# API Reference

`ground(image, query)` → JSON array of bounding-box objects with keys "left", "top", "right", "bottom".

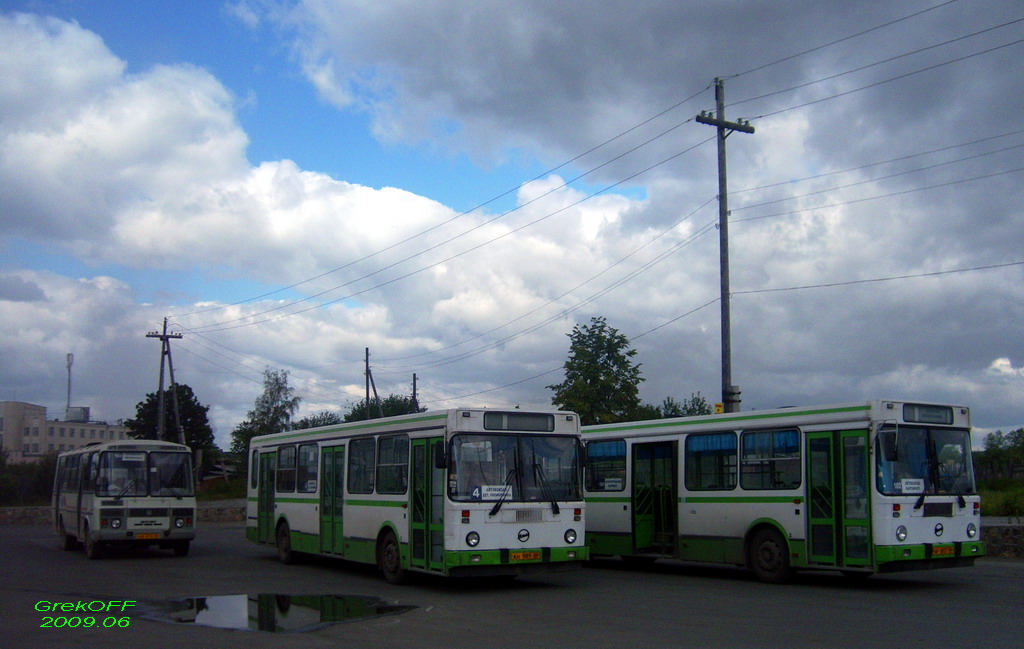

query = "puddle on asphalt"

[{"left": 137, "top": 594, "right": 415, "bottom": 633}]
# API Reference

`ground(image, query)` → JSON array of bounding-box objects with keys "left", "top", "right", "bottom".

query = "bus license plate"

[
  {"left": 510, "top": 551, "right": 541, "bottom": 561},
  {"left": 933, "top": 546, "right": 954, "bottom": 556},
  {"left": 136, "top": 533, "right": 161, "bottom": 540}
]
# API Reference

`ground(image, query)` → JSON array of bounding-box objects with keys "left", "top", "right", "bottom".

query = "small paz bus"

[
  {"left": 53, "top": 439, "right": 196, "bottom": 558},
  {"left": 246, "top": 408, "right": 587, "bottom": 583},
  {"left": 583, "top": 399, "right": 984, "bottom": 582}
]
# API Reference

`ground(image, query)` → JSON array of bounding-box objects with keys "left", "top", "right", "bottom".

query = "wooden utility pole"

[
  {"left": 696, "top": 78, "right": 754, "bottom": 413},
  {"left": 146, "top": 318, "right": 186, "bottom": 444}
]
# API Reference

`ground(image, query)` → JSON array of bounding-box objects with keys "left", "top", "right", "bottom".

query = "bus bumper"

[{"left": 875, "top": 541, "right": 985, "bottom": 572}]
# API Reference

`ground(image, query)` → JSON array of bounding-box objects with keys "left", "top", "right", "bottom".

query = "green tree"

[
  {"left": 125, "top": 383, "right": 216, "bottom": 454},
  {"left": 293, "top": 410, "right": 343, "bottom": 430},
  {"left": 547, "top": 316, "right": 644, "bottom": 425},
  {"left": 229, "top": 368, "right": 301, "bottom": 455},
  {"left": 344, "top": 394, "right": 426, "bottom": 422},
  {"left": 659, "top": 393, "right": 712, "bottom": 418}
]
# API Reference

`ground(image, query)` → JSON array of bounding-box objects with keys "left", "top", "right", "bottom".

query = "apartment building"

[{"left": 0, "top": 401, "right": 129, "bottom": 463}]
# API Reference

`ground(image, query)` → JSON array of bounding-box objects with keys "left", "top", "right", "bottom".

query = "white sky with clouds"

[{"left": 1, "top": 0, "right": 1021, "bottom": 449}]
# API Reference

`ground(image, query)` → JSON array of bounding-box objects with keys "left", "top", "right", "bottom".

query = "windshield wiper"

[
  {"left": 532, "top": 463, "right": 560, "bottom": 515},
  {"left": 114, "top": 479, "right": 137, "bottom": 500},
  {"left": 488, "top": 469, "right": 517, "bottom": 517}
]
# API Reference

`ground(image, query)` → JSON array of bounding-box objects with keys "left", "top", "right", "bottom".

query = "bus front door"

[
  {"left": 806, "top": 431, "right": 872, "bottom": 569},
  {"left": 320, "top": 445, "right": 345, "bottom": 555},
  {"left": 411, "top": 437, "right": 445, "bottom": 572},
  {"left": 632, "top": 441, "right": 677, "bottom": 555},
  {"left": 257, "top": 452, "right": 276, "bottom": 544}
]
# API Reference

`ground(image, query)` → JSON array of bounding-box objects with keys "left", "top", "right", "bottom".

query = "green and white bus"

[
  {"left": 583, "top": 399, "right": 984, "bottom": 582},
  {"left": 246, "top": 408, "right": 587, "bottom": 583},
  {"left": 53, "top": 439, "right": 197, "bottom": 559}
]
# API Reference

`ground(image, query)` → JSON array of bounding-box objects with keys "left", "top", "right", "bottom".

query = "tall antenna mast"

[{"left": 65, "top": 353, "right": 74, "bottom": 419}]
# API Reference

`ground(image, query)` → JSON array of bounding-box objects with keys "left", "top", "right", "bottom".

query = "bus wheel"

[
  {"left": 173, "top": 540, "right": 190, "bottom": 557},
  {"left": 276, "top": 522, "right": 295, "bottom": 564},
  {"left": 749, "top": 528, "right": 790, "bottom": 584},
  {"left": 379, "top": 531, "right": 407, "bottom": 585},
  {"left": 58, "top": 518, "right": 78, "bottom": 551},
  {"left": 84, "top": 524, "right": 105, "bottom": 560}
]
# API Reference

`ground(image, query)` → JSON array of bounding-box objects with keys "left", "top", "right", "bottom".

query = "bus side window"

[
  {"left": 64, "top": 455, "right": 81, "bottom": 494},
  {"left": 685, "top": 432, "right": 737, "bottom": 491},
  {"left": 585, "top": 440, "right": 626, "bottom": 491},
  {"left": 297, "top": 443, "right": 319, "bottom": 493},
  {"left": 80, "top": 453, "right": 97, "bottom": 492},
  {"left": 348, "top": 438, "right": 375, "bottom": 494},
  {"left": 250, "top": 449, "right": 259, "bottom": 489},
  {"left": 55, "top": 457, "right": 67, "bottom": 493},
  {"left": 277, "top": 446, "right": 297, "bottom": 492}
]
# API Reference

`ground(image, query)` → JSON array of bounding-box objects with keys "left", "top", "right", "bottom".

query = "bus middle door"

[
  {"left": 320, "top": 445, "right": 345, "bottom": 555},
  {"left": 411, "top": 437, "right": 445, "bottom": 572}
]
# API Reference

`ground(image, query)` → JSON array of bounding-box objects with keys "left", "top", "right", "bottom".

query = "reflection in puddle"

[{"left": 139, "top": 594, "right": 415, "bottom": 633}]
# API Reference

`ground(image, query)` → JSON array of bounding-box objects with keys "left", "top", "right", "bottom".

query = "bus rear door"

[{"left": 257, "top": 452, "right": 276, "bottom": 544}]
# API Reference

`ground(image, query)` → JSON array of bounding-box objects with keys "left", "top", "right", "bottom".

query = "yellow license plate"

[
  {"left": 136, "top": 533, "right": 161, "bottom": 540},
  {"left": 510, "top": 551, "right": 541, "bottom": 561},
  {"left": 933, "top": 546, "right": 955, "bottom": 556}
]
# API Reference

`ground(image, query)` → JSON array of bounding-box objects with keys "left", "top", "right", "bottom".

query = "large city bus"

[
  {"left": 583, "top": 399, "right": 984, "bottom": 582},
  {"left": 246, "top": 408, "right": 587, "bottom": 583},
  {"left": 52, "top": 439, "right": 196, "bottom": 559}
]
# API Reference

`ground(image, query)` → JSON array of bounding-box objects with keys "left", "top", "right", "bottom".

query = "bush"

[
  {"left": 981, "top": 486, "right": 1024, "bottom": 518},
  {"left": 197, "top": 477, "right": 247, "bottom": 501}
]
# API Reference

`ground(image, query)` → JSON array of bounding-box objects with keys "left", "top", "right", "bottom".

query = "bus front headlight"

[
  {"left": 110, "top": 518, "right": 121, "bottom": 529},
  {"left": 466, "top": 531, "right": 480, "bottom": 547},
  {"left": 967, "top": 523, "right": 977, "bottom": 538},
  {"left": 564, "top": 529, "right": 577, "bottom": 544},
  {"left": 175, "top": 517, "right": 185, "bottom": 529},
  {"left": 896, "top": 525, "right": 908, "bottom": 542}
]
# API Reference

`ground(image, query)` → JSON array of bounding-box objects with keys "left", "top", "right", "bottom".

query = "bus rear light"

[
  {"left": 574, "top": 508, "right": 582, "bottom": 521},
  {"left": 892, "top": 504, "right": 901, "bottom": 518},
  {"left": 462, "top": 510, "right": 470, "bottom": 523}
]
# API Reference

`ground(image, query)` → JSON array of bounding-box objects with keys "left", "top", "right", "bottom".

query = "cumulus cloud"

[{"left": 1, "top": 5, "right": 1022, "bottom": 443}]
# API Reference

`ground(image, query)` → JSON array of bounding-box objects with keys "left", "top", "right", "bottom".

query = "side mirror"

[{"left": 433, "top": 441, "right": 447, "bottom": 470}]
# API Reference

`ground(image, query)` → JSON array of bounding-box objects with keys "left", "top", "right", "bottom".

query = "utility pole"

[
  {"left": 146, "top": 318, "right": 186, "bottom": 445},
  {"left": 412, "top": 373, "right": 418, "bottom": 411},
  {"left": 364, "top": 348, "right": 384, "bottom": 419},
  {"left": 696, "top": 77, "right": 754, "bottom": 413}
]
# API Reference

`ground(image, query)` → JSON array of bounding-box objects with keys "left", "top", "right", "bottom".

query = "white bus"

[
  {"left": 246, "top": 408, "right": 587, "bottom": 583},
  {"left": 583, "top": 399, "right": 985, "bottom": 582},
  {"left": 53, "top": 439, "right": 196, "bottom": 559}
]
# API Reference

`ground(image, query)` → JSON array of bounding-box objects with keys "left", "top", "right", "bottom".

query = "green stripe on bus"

[
  {"left": 274, "top": 497, "right": 319, "bottom": 504},
  {"left": 684, "top": 496, "right": 803, "bottom": 504},
  {"left": 582, "top": 404, "right": 871, "bottom": 435},
  {"left": 256, "top": 413, "right": 449, "bottom": 441},
  {"left": 585, "top": 496, "right": 630, "bottom": 503},
  {"left": 346, "top": 499, "right": 408, "bottom": 508}
]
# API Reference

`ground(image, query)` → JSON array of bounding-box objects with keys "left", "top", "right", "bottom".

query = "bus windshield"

[
  {"left": 875, "top": 427, "right": 976, "bottom": 496},
  {"left": 95, "top": 451, "right": 194, "bottom": 497},
  {"left": 449, "top": 434, "right": 581, "bottom": 502}
]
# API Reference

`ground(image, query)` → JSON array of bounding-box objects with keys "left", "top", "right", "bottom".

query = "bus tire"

[
  {"left": 276, "top": 521, "right": 296, "bottom": 564},
  {"left": 379, "top": 531, "right": 407, "bottom": 585},
  {"left": 749, "top": 527, "right": 790, "bottom": 584},
  {"left": 58, "top": 518, "right": 78, "bottom": 551},
  {"left": 173, "top": 540, "right": 191, "bottom": 557},
  {"left": 84, "top": 523, "right": 104, "bottom": 560}
]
